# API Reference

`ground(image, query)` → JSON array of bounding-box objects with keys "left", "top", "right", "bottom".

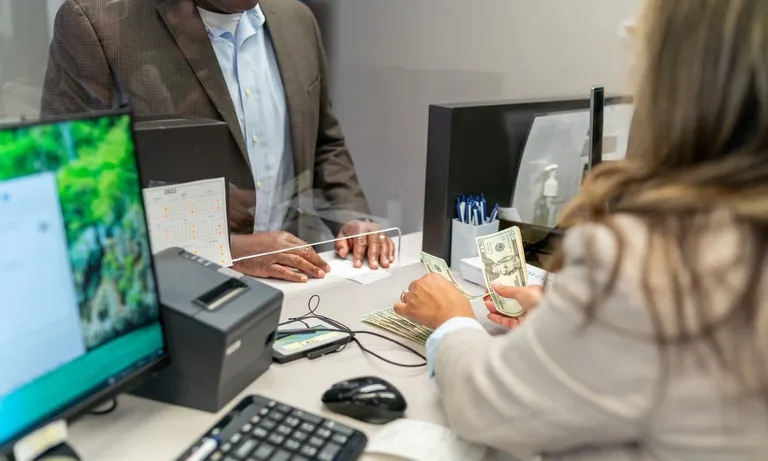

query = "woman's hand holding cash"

[{"left": 484, "top": 285, "right": 543, "bottom": 329}]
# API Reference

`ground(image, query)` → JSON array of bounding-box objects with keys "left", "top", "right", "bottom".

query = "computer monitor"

[{"left": 0, "top": 110, "right": 168, "bottom": 453}]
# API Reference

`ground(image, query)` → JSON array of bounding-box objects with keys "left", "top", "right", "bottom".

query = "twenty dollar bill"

[
  {"left": 475, "top": 227, "right": 528, "bottom": 317},
  {"left": 420, "top": 251, "right": 488, "bottom": 300}
]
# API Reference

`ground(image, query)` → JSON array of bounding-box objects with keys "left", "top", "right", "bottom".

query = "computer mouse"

[{"left": 321, "top": 376, "right": 407, "bottom": 424}]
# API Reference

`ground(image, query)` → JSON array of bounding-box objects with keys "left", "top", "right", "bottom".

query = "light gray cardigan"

[{"left": 435, "top": 214, "right": 768, "bottom": 460}]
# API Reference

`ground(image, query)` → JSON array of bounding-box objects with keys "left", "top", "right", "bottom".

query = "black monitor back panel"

[
  {"left": 422, "top": 96, "right": 622, "bottom": 261},
  {"left": 133, "top": 119, "right": 233, "bottom": 188}
]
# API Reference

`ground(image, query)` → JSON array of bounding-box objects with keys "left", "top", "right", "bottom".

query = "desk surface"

[{"left": 67, "top": 232, "right": 508, "bottom": 460}]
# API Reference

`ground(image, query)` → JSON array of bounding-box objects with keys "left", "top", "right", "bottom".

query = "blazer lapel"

[
  {"left": 260, "top": 0, "right": 307, "bottom": 177},
  {"left": 156, "top": 0, "right": 250, "bottom": 167}
]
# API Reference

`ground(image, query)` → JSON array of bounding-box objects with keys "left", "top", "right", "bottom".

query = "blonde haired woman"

[{"left": 395, "top": 0, "right": 768, "bottom": 459}]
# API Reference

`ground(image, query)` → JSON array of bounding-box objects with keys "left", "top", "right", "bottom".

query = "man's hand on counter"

[
  {"left": 335, "top": 220, "right": 395, "bottom": 270},
  {"left": 231, "top": 232, "right": 331, "bottom": 283}
]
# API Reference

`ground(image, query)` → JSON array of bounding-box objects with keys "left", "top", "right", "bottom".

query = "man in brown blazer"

[{"left": 41, "top": 0, "right": 396, "bottom": 282}]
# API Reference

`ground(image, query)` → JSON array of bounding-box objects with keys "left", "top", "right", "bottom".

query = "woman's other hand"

[
  {"left": 394, "top": 273, "right": 475, "bottom": 329},
  {"left": 484, "top": 285, "right": 544, "bottom": 329}
]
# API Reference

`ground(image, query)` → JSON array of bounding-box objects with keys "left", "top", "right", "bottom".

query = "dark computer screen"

[{"left": 0, "top": 111, "right": 166, "bottom": 449}]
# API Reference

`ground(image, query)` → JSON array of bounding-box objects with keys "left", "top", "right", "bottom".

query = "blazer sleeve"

[
  {"left": 433, "top": 222, "right": 660, "bottom": 459},
  {"left": 41, "top": 0, "right": 114, "bottom": 117},
  {"left": 307, "top": 13, "right": 371, "bottom": 230}
]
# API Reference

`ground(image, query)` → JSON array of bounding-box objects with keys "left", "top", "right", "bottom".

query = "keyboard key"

[
  {"left": 259, "top": 420, "right": 277, "bottom": 431},
  {"left": 275, "top": 425, "right": 292, "bottom": 436},
  {"left": 291, "top": 431, "right": 308, "bottom": 442},
  {"left": 315, "top": 428, "right": 332, "bottom": 439},
  {"left": 289, "top": 456, "right": 309, "bottom": 461},
  {"left": 330, "top": 434, "right": 348, "bottom": 445},
  {"left": 268, "top": 411, "right": 287, "bottom": 422},
  {"left": 269, "top": 449, "right": 292, "bottom": 461},
  {"left": 276, "top": 404, "right": 292, "bottom": 414},
  {"left": 323, "top": 421, "right": 354, "bottom": 437},
  {"left": 251, "top": 443, "right": 275, "bottom": 461},
  {"left": 208, "top": 452, "right": 223, "bottom": 461},
  {"left": 229, "top": 433, "right": 242, "bottom": 445},
  {"left": 252, "top": 427, "right": 268, "bottom": 439},
  {"left": 292, "top": 410, "right": 322, "bottom": 425},
  {"left": 283, "top": 417, "right": 300, "bottom": 428},
  {"left": 250, "top": 415, "right": 262, "bottom": 424},
  {"left": 234, "top": 439, "right": 258, "bottom": 459},
  {"left": 267, "top": 433, "right": 285, "bottom": 445},
  {"left": 298, "top": 423, "right": 315, "bottom": 433},
  {"left": 259, "top": 408, "right": 270, "bottom": 416},
  {"left": 317, "top": 442, "right": 341, "bottom": 461},
  {"left": 284, "top": 439, "right": 301, "bottom": 451},
  {"left": 298, "top": 446, "right": 317, "bottom": 458},
  {"left": 241, "top": 423, "right": 253, "bottom": 433},
  {"left": 220, "top": 443, "right": 232, "bottom": 453},
  {"left": 223, "top": 457, "right": 237, "bottom": 461},
  {"left": 308, "top": 436, "right": 324, "bottom": 448}
]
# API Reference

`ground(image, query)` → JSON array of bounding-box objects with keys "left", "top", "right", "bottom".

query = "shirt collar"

[{"left": 201, "top": 4, "right": 266, "bottom": 39}]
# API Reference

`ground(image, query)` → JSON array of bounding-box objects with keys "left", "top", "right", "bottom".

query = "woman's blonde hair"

[{"left": 556, "top": 0, "right": 768, "bottom": 396}]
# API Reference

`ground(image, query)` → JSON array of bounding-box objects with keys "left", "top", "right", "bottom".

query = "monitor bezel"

[{"left": 0, "top": 108, "right": 170, "bottom": 454}]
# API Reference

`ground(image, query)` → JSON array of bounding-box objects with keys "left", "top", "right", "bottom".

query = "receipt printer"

[{"left": 132, "top": 248, "right": 283, "bottom": 412}]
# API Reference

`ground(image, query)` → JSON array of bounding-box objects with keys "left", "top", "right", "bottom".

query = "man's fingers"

[
  {"left": 367, "top": 234, "right": 381, "bottom": 269},
  {"left": 267, "top": 264, "right": 308, "bottom": 283},
  {"left": 393, "top": 302, "right": 408, "bottom": 317},
  {"left": 294, "top": 246, "right": 331, "bottom": 273},
  {"left": 335, "top": 237, "right": 349, "bottom": 259},
  {"left": 352, "top": 235, "right": 367, "bottom": 268},
  {"left": 388, "top": 237, "right": 395, "bottom": 263},
  {"left": 277, "top": 252, "right": 326, "bottom": 278},
  {"left": 379, "top": 237, "right": 391, "bottom": 268}
]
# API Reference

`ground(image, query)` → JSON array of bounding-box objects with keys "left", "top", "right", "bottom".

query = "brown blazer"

[{"left": 41, "top": 0, "right": 370, "bottom": 238}]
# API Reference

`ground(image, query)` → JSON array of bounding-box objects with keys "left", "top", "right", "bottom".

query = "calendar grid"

[{"left": 142, "top": 178, "right": 232, "bottom": 267}]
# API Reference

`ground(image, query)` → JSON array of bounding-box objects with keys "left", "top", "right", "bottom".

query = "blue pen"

[{"left": 489, "top": 204, "right": 499, "bottom": 223}]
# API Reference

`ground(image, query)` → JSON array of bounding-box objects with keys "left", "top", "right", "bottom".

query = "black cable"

[
  {"left": 278, "top": 295, "right": 427, "bottom": 368},
  {"left": 90, "top": 398, "right": 118, "bottom": 415}
]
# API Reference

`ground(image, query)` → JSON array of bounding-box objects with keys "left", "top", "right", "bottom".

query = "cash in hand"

[
  {"left": 474, "top": 227, "right": 528, "bottom": 318},
  {"left": 419, "top": 251, "right": 488, "bottom": 300}
]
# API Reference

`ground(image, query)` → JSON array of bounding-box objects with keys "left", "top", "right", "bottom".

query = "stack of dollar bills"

[
  {"left": 361, "top": 308, "right": 433, "bottom": 345},
  {"left": 360, "top": 226, "right": 529, "bottom": 344}
]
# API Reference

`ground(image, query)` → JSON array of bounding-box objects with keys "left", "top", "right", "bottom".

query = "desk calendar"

[{"left": 143, "top": 178, "right": 232, "bottom": 267}]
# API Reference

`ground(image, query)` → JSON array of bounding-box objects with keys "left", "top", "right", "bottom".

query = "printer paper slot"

[{"left": 194, "top": 279, "right": 250, "bottom": 311}]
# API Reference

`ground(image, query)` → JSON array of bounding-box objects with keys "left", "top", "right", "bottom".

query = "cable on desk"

[
  {"left": 90, "top": 398, "right": 118, "bottom": 415},
  {"left": 278, "top": 294, "right": 427, "bottom": 368}
]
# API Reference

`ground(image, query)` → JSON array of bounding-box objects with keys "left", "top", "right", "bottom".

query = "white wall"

[{"left": 313, "top": 0, "right": 642, "bottom": 232}]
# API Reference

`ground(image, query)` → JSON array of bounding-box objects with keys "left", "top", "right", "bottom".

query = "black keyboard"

[{"left": 176, "top": 395, "right": 367, "bottom": 461}]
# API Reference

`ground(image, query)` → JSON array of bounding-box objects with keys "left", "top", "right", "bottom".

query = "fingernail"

[
  {"left": 300, "top": 275, "right": 308, "bottom": 282},
  {"left": 371, "top": 261, "right": 378, "bottom": 268},
  {"left": 325, "top": 265, "right": 331, "bottom": 272},
  {"left": 317, "top": 270, "right": 326, "bottom": 278}
]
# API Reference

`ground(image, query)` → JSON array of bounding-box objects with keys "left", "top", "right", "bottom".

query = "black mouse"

[{"left": 321, "top": 376, "right": 407, "bottom": 424}]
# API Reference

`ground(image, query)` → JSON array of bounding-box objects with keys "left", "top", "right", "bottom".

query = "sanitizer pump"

[{"left": 533, "top": 164, "right": 559, "bottom": 228}]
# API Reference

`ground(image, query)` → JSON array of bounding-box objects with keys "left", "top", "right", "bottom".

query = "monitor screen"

[{"left": 0, "top": 111, "right": 166, "bottom": 449}]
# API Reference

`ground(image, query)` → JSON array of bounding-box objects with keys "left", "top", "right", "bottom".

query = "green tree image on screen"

[{"left": 0, "top": 115, "right": 158, "bottom": 350}]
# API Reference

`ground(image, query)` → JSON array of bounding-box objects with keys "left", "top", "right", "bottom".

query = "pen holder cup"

[{"left": 450, "top": 219, "right": 500, "bottom": 269}]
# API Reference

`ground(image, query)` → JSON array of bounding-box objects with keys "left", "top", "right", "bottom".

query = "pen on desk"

[{"left": 184, "top": 436, "right": 219, "bottom": 461}]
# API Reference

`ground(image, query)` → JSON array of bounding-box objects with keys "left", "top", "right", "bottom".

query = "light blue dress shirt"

[
  {"left": 199, "top": 6, "right": 294, "bottom": 232},
  {"left": 426, "top": 317, "right": 485, "bottom": 379}
]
